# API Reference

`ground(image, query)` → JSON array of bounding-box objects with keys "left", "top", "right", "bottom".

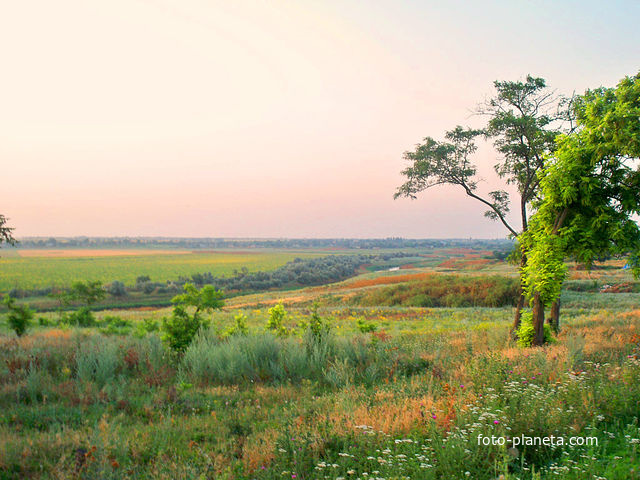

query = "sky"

[{"left": 1, "top": 0, "right": 638, "bottom": 239}]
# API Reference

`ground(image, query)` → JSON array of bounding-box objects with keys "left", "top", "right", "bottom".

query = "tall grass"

[
  {"left": 181, "top": 329, "right": 429, "bottom": 386},
  {"left": 353, "top": 273, "right": 519, "bottom": 307}
]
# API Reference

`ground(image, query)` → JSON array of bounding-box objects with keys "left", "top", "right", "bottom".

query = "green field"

[{"left": 0, "top": 250, "right": 320, "bottom": 291}]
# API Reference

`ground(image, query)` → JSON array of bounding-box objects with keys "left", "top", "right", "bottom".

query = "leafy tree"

[
  {"left": 162, "top": 283, "right": 224, "bottom": 352},
  {"left": 60, "top": 280, "right": 106, "bottom": 307},
  {"left": 171, "top": 283, "right": 224, "bottom": 314},
  {"left": 3, "top": 295, "right": 34, "bottom": 337},
  {"left": 107, "top": 280, "right": 127, "bottom": 297},
  {"left": 0, "top": 214, "right": 16, "bottom": 247},
  {"left": 520, "top": 72, "right": 640, "bottom": 345},
  {"left": 395, "top": 76, "right": 571, "bottom": 331}
]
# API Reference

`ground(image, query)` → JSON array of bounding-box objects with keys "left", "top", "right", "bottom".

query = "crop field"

[{"left": 0, "top": 250, "right": 321, "bottom": 291}]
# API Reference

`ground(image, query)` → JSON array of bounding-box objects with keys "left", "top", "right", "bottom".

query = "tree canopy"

[{"left": 520, "top": 72, "right": 640, "bottom": 344}]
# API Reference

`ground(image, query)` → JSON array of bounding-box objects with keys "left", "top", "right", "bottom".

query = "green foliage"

[
  {"left": 266, "top": 303, "right": 291, "bottom": 337},
  {"left": 0, "top": 213, "right": 16, "bottom": 246},
  {"left": 162, "top": 283, "right": 223, "bottom": 353},
  {"left": 396, "top": 76, "right": 570, "bottom": 239},
  {"left": 61, "top": 280, "right": 106, "bottom": 306},
  {"left": 162, "top": 305, "right": 209, "bottom": 353},
  {"left": 61, "top": 307, "right": 96, "bottom": 327},
  {"left": 3, "top": 295, "right": 34, "bottom": 337},
  {"left": 520, "top": 72, "right": 640, "bottom": 310},
  {"left": 171, "top": 282, "right": 224, "bottom": 313},
  {"left": 516, "top": 311, "right": 555, "bottom": 347},
  {"left": 223, "top": 313, "right": 249, "bottom": 337},
  {"left": 356, "top": 316, "right": 377, "bottom": 333},
  {"left": 107, "top": 280, "right": 127, "bottom": 297},
  {"left": 306, "top": 303, "right": 331, "bottom": 340}
]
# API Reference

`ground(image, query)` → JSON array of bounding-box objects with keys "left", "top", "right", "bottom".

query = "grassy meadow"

[{"left": 1, "top": 247, "right": 639, "bottom": 479}]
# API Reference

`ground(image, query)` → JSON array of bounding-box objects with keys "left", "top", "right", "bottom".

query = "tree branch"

[{"left": 462, "top": 185, "right": 519, "bottom": 236}]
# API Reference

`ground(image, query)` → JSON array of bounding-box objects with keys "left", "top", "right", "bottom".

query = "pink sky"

[{"left": 1, "top": 0, "right": 638, "bottom": 238}]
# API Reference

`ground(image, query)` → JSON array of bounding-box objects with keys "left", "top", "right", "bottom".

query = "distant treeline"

[
  {"left": 13, "top": 237, "right": 513, "bottom": 250},
  {"left": 153, "top": 254, "right": 410, "bottom": 293}
]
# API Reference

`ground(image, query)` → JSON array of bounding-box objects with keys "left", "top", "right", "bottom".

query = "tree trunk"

[
  {"left": 512, "top": 254, "right": 528, "bottom": 334},
  {"left": 512, "top": 293, "right": 525, "bottom": 336},
  {"left": 547, "top": 299, "right": 560, "bottom": 333},
  {"left": 531, "top": 291, "right": 545, "bottom": 346}
]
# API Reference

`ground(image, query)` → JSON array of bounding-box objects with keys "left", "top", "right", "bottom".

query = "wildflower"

[{"left": 494, "top": 420, "right": 500, "bottom": 425}]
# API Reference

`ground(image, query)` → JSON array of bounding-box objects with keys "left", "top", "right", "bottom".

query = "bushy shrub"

[
  {"left": 306, "top": 304, "right": 331, "bottom": 341},
  {"left": 63, "top": 307, "right": 96, "bottom": 327},
  {"left": 107, "top": 280, "right": 127, "bottom": 297},
  {"left": 223, "top": 313, "right": 249, "bottom": 337},
  {"left": 356, "top": 317, "right": 377, "bottom": 333},
  {"left": 162, "top": 306, "right": 209, "bottom": 353},
  {"left": 266, "top": 303, "right": 291, "bottom": 337},
  {"left": 99, "top": 316, "right": 134, "bottom": 335},
  {"left": 134, "top": 317, "right": 160, "bottom": 338},
  {"left": 516, "top": 311, "right": 555, "bottom": 347},
  {"left": 3, "top": 295, "right": 34, "bottom": 337}
]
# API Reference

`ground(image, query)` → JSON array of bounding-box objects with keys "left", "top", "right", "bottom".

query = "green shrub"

[
  {"left": 38, "top": 316, "right": 51, "bottom": 326},
  {"left": 266, "top": 303, "right": 291, "bottom": 337},
  {"left": 516, "top": 310, "right": 555, "bottom": 347},
  {"left": 3, "top": 296, "right": 34, "bottom": 337},
  {"left": 134, "top": 317, "right": 160, "bottom": 337},
  {"left": 306, "top": 304, "right": 331, "bottom": 340},
  {"left": 162, "top": 305, "right": 209, "bottom": 353},
  {"left": 63, "top": 307, "right": 96, "bottom": 327},
  {"left": 224, "top": 313, "right": 249, "bottom": 337},
  {"left": 356, "top": 317, "right": 377, "bottom": 333},
  {"left": 162, "top": 283, "right": 222, "bottom": 353}
]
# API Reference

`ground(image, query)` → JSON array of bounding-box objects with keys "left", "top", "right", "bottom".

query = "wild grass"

[
  {"left": 351, "top": 273, "right": 519, "bottom": 307},
  {"left": 1, "top": 293, "right": 639, "bottom": 478}
]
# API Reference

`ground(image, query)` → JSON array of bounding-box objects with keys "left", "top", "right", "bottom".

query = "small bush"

[
  {"left": 3, "top": 296, "right": 34, "bottom": 337},
  {"left": 162, "top": 306, "right": 209, "bottom": 353},
  {"left": 266, "top": 303, "right": 291, "bottom": 337},
  {"left": 63, "top": 307, "right": 96, "bottom": 327},
  {"left": 224, "top": 313, "right": 249, "bottom": 337},
  {"left": 356, "top": 317, "right": 377, "bottom": 333},
  {"left": 107, "top": 280, "right": 127, "bottom": 297}
]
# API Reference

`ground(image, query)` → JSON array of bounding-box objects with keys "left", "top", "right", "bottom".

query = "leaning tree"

[{"left": 395, "top": 75, "right": 572, "bottom": 331}]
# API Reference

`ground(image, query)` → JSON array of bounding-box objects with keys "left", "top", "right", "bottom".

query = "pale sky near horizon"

[{"left": 1, "top": 0, "right": 638, "bottom": 238}]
